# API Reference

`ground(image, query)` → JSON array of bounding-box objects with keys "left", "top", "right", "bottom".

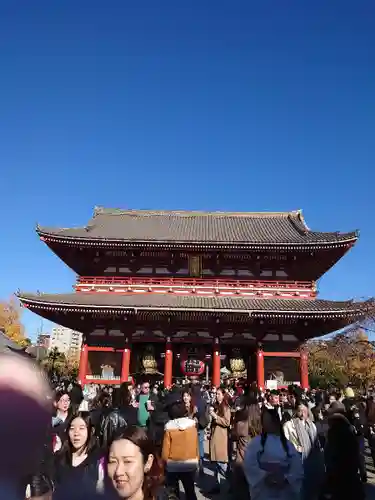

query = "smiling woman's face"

[
  {"left": 107, "top": 438, "right": 153, "bottom": 499},
  {"left": 183, "top": 392, "right": 191, "bottom": 405}
]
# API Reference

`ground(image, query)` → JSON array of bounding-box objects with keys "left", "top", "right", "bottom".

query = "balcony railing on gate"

[{"left": 75, "top": 276, "right": 316, "bottom": 298}]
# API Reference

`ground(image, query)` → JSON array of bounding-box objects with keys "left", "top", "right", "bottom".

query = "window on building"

[
  {"left": 119, "top": 267, "right": 131, "bottom": 273},
  {"left": 104, "top": 266, "right": 117, "bottom": 273},
  {"left": 276, "top": 270, "right": 288, "bottom": 278},
  {"left": 138, "top": 267, "right": 153, "bottom": 274},
  {"left": 220, "top": 268, "right": 236, "bottom": 276},
  {"left": 155, "top": 267, "right": 170, "bottom": 274},
  {"left": 260, "top": 269, "right": 273, "bottom": 277},
  {"left": 237, "top": 269, "right": 254, "bottom": 277},
  {"left": 175, "top": 268, "right": 189, "bottom": 275}
]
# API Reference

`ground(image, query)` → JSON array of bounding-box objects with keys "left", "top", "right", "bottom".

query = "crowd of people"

[{"left": 22, "top": 375, "right": 375, "bottom": 500}]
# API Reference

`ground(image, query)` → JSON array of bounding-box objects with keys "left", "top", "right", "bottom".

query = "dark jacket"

[
  {"left": 90, "top": 407, "right": 111, "bottom": 440},
  {"left": 100, "top": 405, "right": 138, "bottom": 448},
  {"left": 195, "top": 397, "right": 210, "bottom": 429},
  {"left": 23, "top": 425, "right": 55, "bottom": 498},
  {"left": 54, "top": 448, "right": 104, "bottom": 500},
  {"left": 69, "top": 384, "right": 83, "bottom": 412},
  {"left": 148, "top": 399, "right": 169, "bottom": 449},
  {"left": 325, "top": 418, "right": 364, "bottom": 500}
]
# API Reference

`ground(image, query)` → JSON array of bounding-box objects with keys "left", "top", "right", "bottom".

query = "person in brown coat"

[
  {"left": 232, "top": 391, "right": 262, "bottom": 500},
  {"left": 208, "top": 387, "right": 231, "bottom": 494},
  {"left": 162, "top": 396, "right": 199, "bottom": 500}
]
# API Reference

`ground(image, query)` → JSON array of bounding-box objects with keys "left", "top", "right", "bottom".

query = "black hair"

[
  {"left": 109, "top": 426, "right": 164, "bottom": 500},
  {"left": 54, "top": 390, "right": 70, "bottom": 403},
  {"left": 53, "top": 390, "right": 71, "bottom": 418},
  {"left": 168, "top": 401, "right": 188, "bottom": 420},
  {"left": 56, "top": 412, "right": 98, "bottom": 466},
  {"left": 259, "top": 408, "right": 290, "bottom": 458},
  {"left": 112, "top": 382, "right": 132, "bottom": 407},
  {"left": 91, "top": 389, "right": 109, "bottom": 409},
  {"left": 244, "top": 389, "right": 259, "bottom": 406}
]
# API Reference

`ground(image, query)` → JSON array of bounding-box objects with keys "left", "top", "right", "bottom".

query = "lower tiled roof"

[
  {"left": 0, "top": 331, "right": 28, "bottom": 355},
  {"left": 17, "top": 292, "right": 371, "bottom": 318}
]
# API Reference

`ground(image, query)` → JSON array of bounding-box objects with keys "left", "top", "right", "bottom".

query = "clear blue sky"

[{"left": 1, "top": 1, "right": 374, "bottom": 340}]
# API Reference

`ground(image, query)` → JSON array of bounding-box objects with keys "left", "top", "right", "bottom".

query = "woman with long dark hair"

[
  {"left": 182, "top": 389, "right": 197, "bottom": 419},
  {"left": 325, "top": 413, "right": 364, "bottom": 500},
  {"left": 107, "top": 425, "right": 164, "bottom": 500},
  {"left": 244, "top": 408, "right": 303, "bottom": 500},
  {"left": 90, "top": 389, "right": 112, "bottom": 438},
  {"left": 54, "top": 412, "right": 104, "bottom": 496},
  {"left": 232, "top": 390, "right": 262, "bottom": 500},
  {"left": 208, "top": 387, "right": 231, "bottom": 494}
]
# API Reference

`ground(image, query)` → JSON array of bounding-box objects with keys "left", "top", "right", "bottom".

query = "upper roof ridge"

[
  {"left": 93, "top": 206, "right": 302, "bottom": 218},
  {"left": 36, "top": 206, "right": 358, "bottom": 253}
]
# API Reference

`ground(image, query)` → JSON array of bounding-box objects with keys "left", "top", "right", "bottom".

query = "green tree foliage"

[{"left": 41, "top": 347, "right": 78, "bottom": 378}]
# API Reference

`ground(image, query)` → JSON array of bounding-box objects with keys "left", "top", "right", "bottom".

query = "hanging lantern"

[
  {"left": 229, "top": 348, "right": 246, "bottom": 378},
  {"left": 142, "top": 346, "right": 158, "bottom": 374}
]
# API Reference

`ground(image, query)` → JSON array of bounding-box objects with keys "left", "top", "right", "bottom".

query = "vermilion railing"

[{"left": 76, "top": 276, "right": 315, "bottom": 291}]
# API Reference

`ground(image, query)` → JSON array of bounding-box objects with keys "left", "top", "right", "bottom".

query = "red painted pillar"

[
  {"left": 164, "top": 338, "right": 173, "bottom": 388},
  {"left": 256, "top": 348, "right": 265, "bottom": 391},
  {"left": 78, "top": 344, "right": 88, "bottom": 386},
  {"left": 300, "top": 351, "right": 309, "bottom": 390},
  {"left": 212, "top": 338, "right": 221, "bottom": 387},
  {"left": 121, "top": 344, "right": 131, "bottom": 383}
]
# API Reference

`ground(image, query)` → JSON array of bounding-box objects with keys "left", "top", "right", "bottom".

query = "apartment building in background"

[
  {"left": 49, "top": 326, "right": 82, "bottom": 356},
  {"left": 36, "top": 333, "right": 51, "bottom": 349}
]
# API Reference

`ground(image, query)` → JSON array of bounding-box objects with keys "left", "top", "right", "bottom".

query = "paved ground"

[{"left": 184, "top": 442, "right": 375, "bottom": 499}]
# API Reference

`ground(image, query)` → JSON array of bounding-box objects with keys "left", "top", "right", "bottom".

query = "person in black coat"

[
  {"left": 148, "top": 391, "right": 170, "bottom": 453},
  {"left": 69, "top": 382, "right": 83, "bottom": 414},
  {"left": 346, "top": 402, "right": 367, "bottom": 483},
  {"left": 90, "top": 390, "right": 112, "bottom": 439},
  {"left": 324, "top": 413, "right": 364, "bottom": 500},
  {"left": 100, "top": 383, "right": 138, "bottom": 448}
]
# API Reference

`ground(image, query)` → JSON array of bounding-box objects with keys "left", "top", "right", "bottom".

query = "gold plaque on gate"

[{"left": 189, "top": 255, "right": 202, "bottom": 277}]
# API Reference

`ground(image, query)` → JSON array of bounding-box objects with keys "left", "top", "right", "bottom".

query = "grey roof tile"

[
  {"left": 17, "top": 292, "right": 368, "bottom": 317},
  {"left": 0, "top": 331, "right": 27, "bottom": 355},
  {"left": 37, "top": 208, "right": 358, "bottom": 246}
]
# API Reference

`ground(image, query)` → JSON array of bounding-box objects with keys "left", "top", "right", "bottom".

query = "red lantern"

[{"left": 180, "top": 347, "right": 205, "bottom": 376}]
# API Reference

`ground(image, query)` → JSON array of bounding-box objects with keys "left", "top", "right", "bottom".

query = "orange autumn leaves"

[
  {"left": 307, "top": 329, "right": 375, "bottom": 389},
  {"left": 0, "top": 296, "right": 30, "bottom": 347}
]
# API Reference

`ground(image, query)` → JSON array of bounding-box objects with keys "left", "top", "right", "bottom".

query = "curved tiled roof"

[
  {"left": 17, "top": 292, "right": 370, "bottom": 319},
  {"left": 0, "top": 330, "right": 30, "bottom": 356},
  {"left": 37, "top": 207, "right": 358, "bottom": 248}
]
